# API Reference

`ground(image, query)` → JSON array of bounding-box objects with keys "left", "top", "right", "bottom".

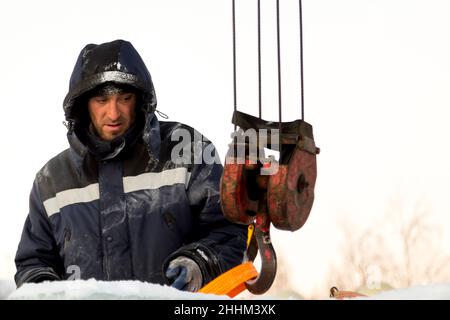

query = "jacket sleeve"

[
  {"left": 14, "top": 178, "right": 63, "bottom": 287},
  {"left": 163, "top": 139, "right": 248, "bottom": 286}
]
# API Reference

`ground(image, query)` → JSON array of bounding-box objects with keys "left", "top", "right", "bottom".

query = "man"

[{"left": 14, "top": 39, "right": 248, "bottom": 292}]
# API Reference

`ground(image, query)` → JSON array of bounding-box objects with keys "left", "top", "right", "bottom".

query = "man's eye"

[
  {"left": 95, "top": 97, "right": 107, "bottom": 103},
  {"left": 120, "top": 95, "right": 133, "bottom": 102}
]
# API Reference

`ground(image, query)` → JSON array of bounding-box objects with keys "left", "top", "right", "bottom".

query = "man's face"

[{"left": 88, "top": 92, "right": 137, "bottom": 141}]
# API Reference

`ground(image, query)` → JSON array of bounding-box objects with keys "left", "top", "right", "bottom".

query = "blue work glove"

[{"left": 165, "top": 256, "right": 203, "bottom": 292}]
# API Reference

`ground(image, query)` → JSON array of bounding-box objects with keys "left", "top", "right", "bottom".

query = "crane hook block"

[{"left": 220, "top": 110, "right": 319, "bottom": 232}]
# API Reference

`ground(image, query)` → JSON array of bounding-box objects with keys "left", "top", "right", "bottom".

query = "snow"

[
  {"left": 0, "top": 279, "right": 15, "bottom": 300},
  {"left": 3, "top": 279, "right": 450, "bottom": 300},
  {"left": 362, "top": 283, "right": 450, "bottom": 300},
  {"left": 6, "top": 279, "right": 229, "bottom": 300}
]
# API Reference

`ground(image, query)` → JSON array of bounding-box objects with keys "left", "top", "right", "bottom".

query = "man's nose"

[{"left": 106, "top": 100, "right": 121, "bottom": 121}]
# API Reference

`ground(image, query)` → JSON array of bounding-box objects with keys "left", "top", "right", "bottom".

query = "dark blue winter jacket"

[{"left": 14, "top": 40, "right": 248, "bottom": 287}]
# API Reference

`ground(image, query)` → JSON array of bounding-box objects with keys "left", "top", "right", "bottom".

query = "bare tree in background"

[
  {"left": 263, "top": 252, "right": 304, "bottom": 298},
  {"left": 326, "top": 199, "right": 450, "bottom": 295}
]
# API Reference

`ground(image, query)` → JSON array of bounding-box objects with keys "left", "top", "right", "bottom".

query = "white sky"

[{"left": 1, "top": 0, "right": 450, "bottom": 298}]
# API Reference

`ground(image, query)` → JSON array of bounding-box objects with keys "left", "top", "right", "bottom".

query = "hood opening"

[{"left": 63, "top": 39, "right": 161, "bottom": 164}]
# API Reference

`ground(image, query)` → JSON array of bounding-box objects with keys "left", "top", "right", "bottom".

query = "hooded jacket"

[{"left": 14, "top": 40, "right": 247, "bottom": 287}]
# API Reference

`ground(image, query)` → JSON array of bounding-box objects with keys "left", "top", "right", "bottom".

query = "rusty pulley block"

[
  {"left": 222, "top": 111, "right": 319, "bottom": 231},
  {"left": 220, "top": 111, "right": 319, "bottom": 294}
]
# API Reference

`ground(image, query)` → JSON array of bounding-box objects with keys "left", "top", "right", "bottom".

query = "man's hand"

[{"left": 165, "top": 256, "right": 203, "bottom": 292}]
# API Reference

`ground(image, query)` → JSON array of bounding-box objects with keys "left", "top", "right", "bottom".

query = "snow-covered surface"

[
  {"left": 0, "top": 279, "right": 15, "bottom": 300},
  {"left": 3, "top": 279, "right": 450, "bottom": 300},
  {"left": 362, "top": 283, "right": 450, "bottom": 300},
  {"left": 7, "top": 279, "right": 229, "bottom": 300}
]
